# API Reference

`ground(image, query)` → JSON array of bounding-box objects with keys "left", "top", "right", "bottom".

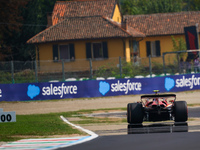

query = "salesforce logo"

[
  {"left": 99, "top": 80, "right": 142, "bottom": 96},
  {"left": 165, "top": 77, "right": 175, "bottom": 91},
  {"left": 27, "top": 84, "right": 40, "bottom": 99},
  {"left": 27, "top": 83, "right": 78, "bottom": 99},
  {"left": 165, "top": 75, "right": 200, "bottom": 91},
  {"left": 99, "top": 81, "right": 110, "bottom": 95}
]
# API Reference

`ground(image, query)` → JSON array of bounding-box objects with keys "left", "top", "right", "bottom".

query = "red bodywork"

[
  {"left": 141, "top": 94, "right": 176, "bottom": 109},
  {"left": 145, "top": 98, "right": 174, "bottom": 108},
  {"left": 140, "top": 94, "right": 176, "bottom": 121}
]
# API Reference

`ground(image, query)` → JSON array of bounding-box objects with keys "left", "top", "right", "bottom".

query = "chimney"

[
  {"left": 121, "top": 18, "right": 128, "bottom": 30},
  {"left": 47, "top": 12, "right": 52, "bottom": 28}
]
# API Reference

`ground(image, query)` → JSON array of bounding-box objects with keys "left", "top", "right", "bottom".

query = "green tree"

[
  {"left": 120, "top": 0, "right": 142, "bottom": 15},
  {"left": 0, "top": 0, "right": 67, "bottom": 61},
  {"left": 171, "top": 35, "right": 187, "bottom": 58},
  {"left": 146, "top": 0, "right": 182, "bottom": 14},
  {"left": 13, "top": 0, "right": 61, "bottom": 61},
  {"left": 120, "top": 0, "right": 183, "bottom": 15},
  {"left": 0, "top": 0, "right": 27, "bottom": 61},
  {"left": 182, "top": 0, "right": 200, "bottom": 11},
  {"left": 18, "top": 0, "right": 58, "bottom": 61}
]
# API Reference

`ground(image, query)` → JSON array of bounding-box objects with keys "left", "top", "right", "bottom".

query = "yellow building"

[
  {"left": 125, "top": 11, "right": 200, "bottom": 65},
  {"left": 27, "top": 0, "right": 144, "bottom": 72},
  {"left": 27, "top": 0, "right": 200, "bottom": 73}
]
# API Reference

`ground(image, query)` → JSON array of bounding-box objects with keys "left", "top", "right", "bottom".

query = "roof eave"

[{"left": 27, "top": 36, "right": 138, "bottom": 45}]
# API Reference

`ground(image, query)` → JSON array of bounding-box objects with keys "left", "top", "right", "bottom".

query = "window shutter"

[
  {"left": 146, "top": 41, "right": 151, "bottom": 57},
  {"left": 155, "top": 41, "right": 161, "bottom": 56},
  {"left": 69, "top": 43, "right": 75, "bottom": 60},
  {"left": 102, "top": 42, "right": 108, "bottom": 58},
  {"left": 86, "top": 43, "right": 92, "bottom": 59},
  {"left": 53, "top": 44, "right": 58, "bottom": 61}
]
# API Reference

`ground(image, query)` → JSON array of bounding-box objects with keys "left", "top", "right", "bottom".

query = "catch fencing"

[{"left": 0, "top": 55, "right": 198, "bottom": 84}]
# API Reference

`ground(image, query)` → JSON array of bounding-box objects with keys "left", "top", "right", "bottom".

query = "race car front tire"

[
  {"left": 174, "top": 101, "right": 188, "bottom": 122},
  {"left": 127, "top": 103, "right": 144, "bottom": 124}
]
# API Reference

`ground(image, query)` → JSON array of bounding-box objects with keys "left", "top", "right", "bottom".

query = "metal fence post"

[
  {"left": 35, "top": 60, "right": 38, "bottom": 82},
  {"left": 89, "top": 58, "right": 93, "bottom": 79},
  {"left": 11, "top": 61, "right": 15, "bottom": 84},
  {"left": 62, "top": 60, "right": 65, "bottom": 81},
  {"left": 162, "top": 53, "right": 166, "bottom": 75},
  {"left": 119, "top": 57, "right": 122, "bottom": 78},
  {"left": 149, "top": 55, "right": 152, "bottom": 77},
  {"left": 177, "top": 53, "right": 180, "bottom": 74}
]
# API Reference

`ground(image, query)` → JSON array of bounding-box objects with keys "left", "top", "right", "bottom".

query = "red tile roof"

[
  {"left": 52, "top": 0, "right": 118, "bottom": 25},
  {"left": 125, "top": 11, "right": 200, "bottom": 36},
  {"left": 27, "top": 16, "right": 145, "bottom": 44}
]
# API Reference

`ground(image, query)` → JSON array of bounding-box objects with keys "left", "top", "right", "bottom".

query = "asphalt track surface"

[
  {"left": 188, "top": 107, "right": 200, "bottom": 117},
  {"left": 61, "top": 132, "right": 200, "bottom": 150},
  {"left": 59, "top": 107, "right": 200, "bottom": 150}
]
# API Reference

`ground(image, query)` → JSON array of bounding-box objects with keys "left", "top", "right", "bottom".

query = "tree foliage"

[
  {"left": 0, "top": 0, "right": 66, "bottom": 61},
  {"left": 120, "top": 0, "right": 199, "bottom": 15},
  {"left": 182, "top": 0, "right": 200, "bottom": 11},
  {"left": 0, "top": 0, "right": 27, "bottom": 60},
  {"left": 171, "top": 35, "right": 187, "bottom": 58}
]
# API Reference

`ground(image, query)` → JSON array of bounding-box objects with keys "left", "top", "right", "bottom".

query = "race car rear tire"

[
  {"left": 127, "top": 103, "right": 144, "bottom": 124},
  {"left": 174, "top": 101, "right": 188, "bottom": 122}
]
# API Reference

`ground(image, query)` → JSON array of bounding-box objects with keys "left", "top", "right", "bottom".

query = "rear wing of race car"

[{"left": 141, "top": 94, "right": 176, "bottom": 100}]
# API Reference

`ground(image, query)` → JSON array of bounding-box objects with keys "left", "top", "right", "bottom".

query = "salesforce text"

[
  {"left": 111, "top": 80, "right": 142, "bottom": 94},
  {"left": 42, "top": 83, "right": 77, "bottom": 98},
  {"left": 176, "top": 75, "right": 200, "bottom": 89}
]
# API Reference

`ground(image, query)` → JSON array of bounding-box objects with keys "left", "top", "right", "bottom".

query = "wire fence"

[{"left": 0, "top": 55, "right": 198, "bottom": 84}]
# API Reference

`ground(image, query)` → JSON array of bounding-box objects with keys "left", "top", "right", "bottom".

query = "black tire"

[
  {"left": 127, "top": 103, "right": 144, "bottom": 124},
  {"left": 174, "top": 101, "right": 188, "bottom": 122}
]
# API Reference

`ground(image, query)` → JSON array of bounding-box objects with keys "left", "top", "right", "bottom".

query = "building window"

[
  {"left": 132, "top": 40, "right": 139, "bottom": 63},
  {"left": 146, "top": 41, "right": 161, "bottom": 57},
  {"left": 133, "top": 40, "right": 139, "bottom": 53},
  {"left": 150, "top": 41, "right": 156, "bottom": 57},
  {"left": 59, "top": 45, "right": 69, "bottom": 60},
  {"left": 53, "top": 44, "right": 75, "bottom": 61},
  {"left": 86, "top": 42, "right": 108, "bottom": 60},
  {"left": 92, "top": 43, "right": 103, "bottom": 59}
]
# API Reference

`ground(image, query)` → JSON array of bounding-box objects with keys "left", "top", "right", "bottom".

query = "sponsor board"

[
  {"left": 0, "top": 88, "right": 2, "bottom": 97},
  {"left": 0, "top": 74, "right": 200, "bottom": 101},
  {"left": 164, "top": 74, "right": 200, "bottom": 91}
]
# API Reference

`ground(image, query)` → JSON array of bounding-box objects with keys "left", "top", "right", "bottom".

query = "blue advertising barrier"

[{"left": 0, "top": 74, "right": 200, "bottom": 101}]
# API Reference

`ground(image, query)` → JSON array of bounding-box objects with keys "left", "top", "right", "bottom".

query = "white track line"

[{"left": 57, "top": 116, "right": 99, "bottom": 148}]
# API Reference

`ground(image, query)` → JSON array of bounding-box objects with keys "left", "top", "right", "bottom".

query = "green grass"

[
  {"left": 69, "top": 108, "right": 126, "bottom": 124},
  {"left": 188, "top": 103, "right": 200, "bottom": 107},
  {"left": 0, "top": 112, "right": 83, "bottom": 142},
  {"left": 72, "top": 116, "right": 126, "bottom": 125},
  {"left": 0, "top": 108, "right": 125, "bottom": 142}
]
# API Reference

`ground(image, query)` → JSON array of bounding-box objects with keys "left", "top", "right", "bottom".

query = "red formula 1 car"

[{"left": 127, "top": 90, "right": 188, "bottom": 124}]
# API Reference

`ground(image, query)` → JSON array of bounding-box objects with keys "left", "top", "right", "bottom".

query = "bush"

[
  {"left": 166, "top": 64, "right": 178, "bottom": 74},
  {"left": 14, "top": 69, "right": 35, "bottom": 83},
  {"left": 94, "top": 61, "right": 149, "bottom": 79},
  {"left": 0, "top": 72, "right": 12, "bottom": 84},
  {"left": 0, "top": 69, "right": 36, "bottom": 84},
  {"left": 152, "top": 62, "right": 163, "bottom": 75}
]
